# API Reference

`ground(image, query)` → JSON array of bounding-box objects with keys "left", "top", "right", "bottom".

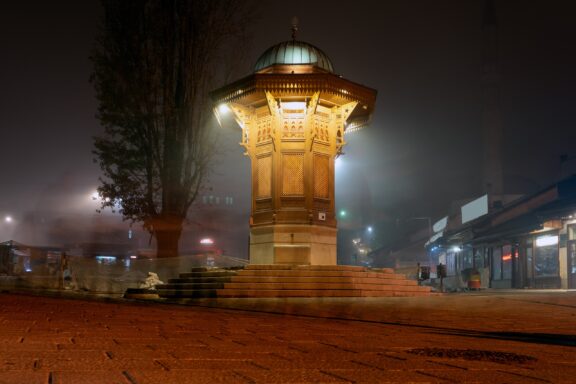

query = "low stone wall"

[{"left": 0, "top": 254, "right": 247, "bottom": 294}]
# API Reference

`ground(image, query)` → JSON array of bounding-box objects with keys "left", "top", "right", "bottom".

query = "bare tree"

[{"left": 91, "top": 0, "right": 253, "bottom": 257}]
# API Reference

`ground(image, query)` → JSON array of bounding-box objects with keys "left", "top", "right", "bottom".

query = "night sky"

[{"left": 0, "top": 0, "right": 574, "bottom": 244}]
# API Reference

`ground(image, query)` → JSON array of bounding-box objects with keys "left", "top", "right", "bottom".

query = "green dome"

[{"left": 254, "top": 40, "right": 334, "bottom": 73}]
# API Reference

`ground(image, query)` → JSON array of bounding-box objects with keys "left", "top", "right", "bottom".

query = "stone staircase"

[
  {"left": 154, "top": 265, "right": 431, "bottom": 299},
  {"left": 217, "top": 265, "right": 431, "bottom": 298},
  {"left": 155, "top": 267, "right": 238, "bottom": 299}
]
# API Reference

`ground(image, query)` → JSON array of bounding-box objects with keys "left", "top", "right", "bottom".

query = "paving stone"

[
  {"left": 0, "top": 371, "right": 48, "bottom": 384},
  {"left": 0, "top": 292, "right": 574, "bottom": 383},
  {"left": 128, "top": 369, "right": 249, "bottom": 383},
  {"left": 234, "top": 368, "right": 350, "bottom": 383},
  {"left": 156, "top": 358, "right": 260, "bottom": 370},
  {"left": 49, "top": 370, "right": 131, "bottom": 384}
]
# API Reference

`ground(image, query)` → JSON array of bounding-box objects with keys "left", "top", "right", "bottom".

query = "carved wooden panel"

[
  {"left": 257, "top": 155, "right": 272, "bottom": 198},
  {"left": 313, "top": 116, "right": 329, "bottom": 143},
  {"left": 255, "top": 197, "right": 272, "bottom": 211},
  {"left": 256, "top": 116, "right": 272, "bottom": 144},
  {"left": 314, "top": 154, "right": 329, "bottom": 198},
  {"left": 282, "top": 153, "right": 304, "bottom": 196},
  {"left": 280, "top": 196, "right": 305, "bottom": 208},
  {"left": 282, "top": 118, "right": 305, "bottom": 139}
]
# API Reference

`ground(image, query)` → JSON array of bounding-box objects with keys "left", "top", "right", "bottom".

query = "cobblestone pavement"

[{"left": 0, "top": 291, "right": 575, "bottom": 383}]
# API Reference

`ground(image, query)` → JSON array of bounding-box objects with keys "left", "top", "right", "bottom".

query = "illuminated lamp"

[{"left": 217, "top": 104, "right": 230, "bottom": 114}]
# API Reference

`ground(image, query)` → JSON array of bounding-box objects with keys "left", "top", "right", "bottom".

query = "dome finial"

[{"left": 291, "top": 16, "right": 299, "bottom": 41}]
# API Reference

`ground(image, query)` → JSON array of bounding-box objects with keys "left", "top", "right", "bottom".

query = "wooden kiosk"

[{"left": 212, "top": 37, "right": 376, "bottom": 266}]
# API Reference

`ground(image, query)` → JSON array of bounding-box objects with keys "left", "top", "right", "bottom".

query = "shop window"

[
  {"left": 461, "top": 249, "right": 473, "bottom": 270},
  {"left": 534, "top": 234, "right": 559, "bottom": 277},
  {"left": 473, "top": 248, "right": 484, "bottom": 268},
  {"left": 526, "top": 246, "right": 533, "bottom": 279},
  {"left": 568, "top": 224, "right": 576, "bottom": 241},
  {"left": 438, "top": 252, "right": 446, "bottom": 276},
  {"left": 568, "top": 242, "right": 576, "bottom": 275},
  {"left": 440, "top": 252, "right": 456, "bottom": 276},
  {"left": 446, "top": 252, "right": 456, "bottom": 276},
  {"left": 502, "top": 244, "right": 512, "bottom": 280},
  {"left": 492, "top": 247, "right": 502, "bottom": 280}
]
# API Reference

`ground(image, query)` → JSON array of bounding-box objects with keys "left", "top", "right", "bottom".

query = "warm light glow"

[
  {"left": 200, "top": 238, "right": 214, "bottom": 245},
  {"left": 4, "top": 216, "right": 12, "bottom": 223},
  {"left": 280, "top": 101, "right": 306, "bottom": 111},
  {"left": 502, "top": 253, "right": 512, "bottom": 261},
  {"left": 535, "top": 235, "right": 558, "bottom": 247},
  {"left": 335, "top": 157, "right": 342, "bottom": 169},
  {"left": 218, "top": 104, "right": 230, "bottom": 114}
]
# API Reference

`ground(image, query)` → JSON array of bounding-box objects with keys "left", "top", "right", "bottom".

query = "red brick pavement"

[{"left": 0, "top": 292, "right": 575, "bottom": 383}]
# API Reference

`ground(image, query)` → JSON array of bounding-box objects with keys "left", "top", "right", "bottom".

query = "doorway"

[{"left": 568, "top": 240, "right": 576, "bottom": 289}]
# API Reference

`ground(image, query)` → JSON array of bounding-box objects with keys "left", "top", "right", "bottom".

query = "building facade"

[{"left": 426, "top": 176, "right": 576, "bottom": 290}]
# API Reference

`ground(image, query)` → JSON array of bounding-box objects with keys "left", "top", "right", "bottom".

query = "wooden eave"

[{"left": 211, "top": 73, "right": 377, "bottom": 119}]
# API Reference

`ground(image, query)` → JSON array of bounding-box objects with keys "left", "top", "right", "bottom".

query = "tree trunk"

[{"left": 152, "top": 215, "right": 184, "bottom": 258}]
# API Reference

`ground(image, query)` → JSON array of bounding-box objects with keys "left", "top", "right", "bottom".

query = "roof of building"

[{"left": 254, "top": 40, "right": 334, "bottom": 73}]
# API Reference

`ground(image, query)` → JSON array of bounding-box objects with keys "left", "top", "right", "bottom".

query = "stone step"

[
  {"left": 295, "top": 265, "right": 370, "bottom": 272},
  {"left": 363, "top": 290, "right": 433, "bottom": 297},
  {"left": 230, "top": 273, "right": 416, "bottom": 284},
  {"left": 244, "top": 264, "right": 298, "bottom": 270},
  {"left": 245, "top": 264, "right": 370, "bottom": 272},
  {"left": 244, "top": 265, "right": 397, "bottom": 274},
  {"left": 223, "top": 282, "right": 423, "bottom": 291},
  {"left": 157, "top": 282, "right": 226, "bottom": 290},
  {"left": 168, "top": 277, "right": 234, "bottom": 284},
  {"left": 156, "top": 289, "right": 218, "bottom": 298},
  {"left": 236, "top": 270, "right": 405, "bottom": 279},
  {"left": 217, "top": 287, "right": 430, "bottom": 298},
  {"left": 178, "top": 271, "right": 237, "bottom": 278},
  {"left": 228, "top": 277, "right": 417, "bottom": 286},
  {"left": 224, "top": 281, "right": 417, "bottom": 291},
  {"left": 145, "top": 265, "right": 430, "bottom": 299}
]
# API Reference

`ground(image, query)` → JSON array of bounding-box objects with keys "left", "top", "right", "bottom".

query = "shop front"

[{"left": 567, "top": 224, "right": 576, "bottom": 289}]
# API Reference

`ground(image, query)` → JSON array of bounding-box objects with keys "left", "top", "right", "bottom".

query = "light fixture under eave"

[
  {"left": 218, "top": 104, "right": 231, "bottom": 114},
  {"left": 280, "top": 101, "right": 306, "bottom": 111}
]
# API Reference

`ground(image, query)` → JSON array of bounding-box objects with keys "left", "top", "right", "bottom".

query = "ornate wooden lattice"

[
  {"left": 256, "top": 117, "right": 272, "bottom": 144},
  {"left": 282, "top": 118, "right": 305, "bottom": 139},
  {"left": 313, "top": 116, "right": 330, "bottom": 143},
  {"left": 314, "top": 154, "right": 329, "bottom": 198},
  {"left": 257, "top": 156, "right": 272, "bottom": 198},
  {"left": 282, "top": 153, "right": 304, "bottom": 196}
]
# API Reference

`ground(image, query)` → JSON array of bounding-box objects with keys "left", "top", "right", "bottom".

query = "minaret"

[
  {"left": 212, "top": 27, "right": 376, "bottom": 265},
  {"left": 481, "top": 0, "right": 504, "bottom": 200}
]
